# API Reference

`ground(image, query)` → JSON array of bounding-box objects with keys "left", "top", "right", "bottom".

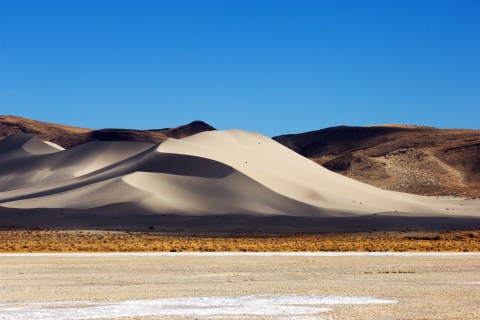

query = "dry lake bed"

[{"left": 0, "top": 252, "right": 479, "bottom": 320}]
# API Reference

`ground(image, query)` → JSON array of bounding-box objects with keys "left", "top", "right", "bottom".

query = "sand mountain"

[
  {"left": 0, "top": 115, "right": 215, "bottom": 149},
  {"left": 0, "top": 129, "right": 478, "bottom": 232},
  {"left": 273, "top": 125, "right": 480, "bottom": 198},
  {"left": 1, "top": 116, "right": 479, "bottom": 198}
]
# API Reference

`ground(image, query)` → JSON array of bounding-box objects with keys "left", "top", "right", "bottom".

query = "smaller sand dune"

[
  {"left": 0, "top": 139, "right": 154, "bottom": 191},
  {"left": 0, "top": 133, "right": 62, "bottom": 162}
]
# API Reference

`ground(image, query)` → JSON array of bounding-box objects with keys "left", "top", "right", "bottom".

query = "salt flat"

[{"left": 0, "top": 253, "right": 479, "bottom": 319}]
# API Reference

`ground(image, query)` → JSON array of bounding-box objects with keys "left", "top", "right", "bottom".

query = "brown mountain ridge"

[
  {"left": 1, "top": 115, "right": 479, "bottom": 197},
  {"left": 273, "top": 125, "right": 480, "bottom": 198},
  {"left": 0, "top": 115, "right": 215, "bottom": 149}
]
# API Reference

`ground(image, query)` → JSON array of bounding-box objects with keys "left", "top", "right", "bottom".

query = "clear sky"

[{"left": 1, "top": 0, "right": 479, "bottom": 136}]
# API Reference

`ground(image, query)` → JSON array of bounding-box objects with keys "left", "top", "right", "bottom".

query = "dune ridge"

[{"left": 0, "top": 130, "right": 478, "bottom": 232}]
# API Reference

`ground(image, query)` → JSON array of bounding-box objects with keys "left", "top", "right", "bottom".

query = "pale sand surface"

[{"left": 0, "top": 253, "right": 479, "bottom": 319}]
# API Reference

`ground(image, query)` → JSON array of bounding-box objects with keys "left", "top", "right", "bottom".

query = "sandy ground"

[{"left": 0, "top": 253, "right": 479, "bottom": 320}]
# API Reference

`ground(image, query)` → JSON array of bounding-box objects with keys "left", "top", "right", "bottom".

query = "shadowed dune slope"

[
  {"left": 0, "top": 135, "right": 154, "bottom": 191},
  {"left": 0, "top": 133, "right": 62, "bottom": 161}
]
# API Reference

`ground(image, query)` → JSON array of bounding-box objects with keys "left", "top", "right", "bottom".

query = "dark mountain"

[
  {"left": 274, "top": 124, "right": 480, "bottom": 198},
  {"left": 0, "top": 116, "right": 215, "bottom": 148}
]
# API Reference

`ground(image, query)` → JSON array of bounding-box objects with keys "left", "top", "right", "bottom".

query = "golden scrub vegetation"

[{"left": 0, "top": 229, "right": 479, "bottom": 252}]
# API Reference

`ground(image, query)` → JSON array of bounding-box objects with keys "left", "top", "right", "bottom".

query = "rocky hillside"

[
  {"left": 274, "top": 125, "right": 480, "bottom": 198},
  {"left": 0, "top": 116, "right": 215, "bottom": 149}
]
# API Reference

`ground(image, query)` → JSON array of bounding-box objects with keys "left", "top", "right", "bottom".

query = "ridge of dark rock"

[
  {"left": 0, "top": 115, "right": 216, "bottom": 148},
  {"left": 273, "top": 125, "right": 480, "bottom": 197}
]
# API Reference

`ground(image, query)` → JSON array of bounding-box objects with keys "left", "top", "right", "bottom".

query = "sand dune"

[
  {"left": 157, "top": 130, "right": 473, "bottom": 213},
  {"left": 0, "top": 133, "right": 61, "bottom": 161},
  {"left": 0, "top": 130, "right": 478, "bottom": 232},
  {"left": 0, "top": 134, "right": 153, "bottom": 191},
  {"left": 4, "top": 115, "right": 478, "bottom": 198}
]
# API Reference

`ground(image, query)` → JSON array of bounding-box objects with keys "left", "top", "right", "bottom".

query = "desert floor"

[{"left": 0, "top": 252, "right": 479, "bottom": 320}]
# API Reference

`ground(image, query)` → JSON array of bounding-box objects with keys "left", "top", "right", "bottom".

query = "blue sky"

[{"left": 1, "top": 0, "right": 479, "bottom": 136}]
